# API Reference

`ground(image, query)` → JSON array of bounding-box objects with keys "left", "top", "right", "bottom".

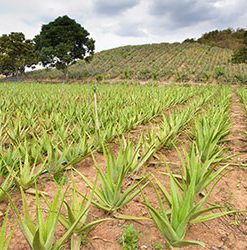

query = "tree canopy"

[
  {"left": 0, "top": 32, "right": 37, "bottom": 76},
  {"left": 197, "top": 28, "right": 246, "bottom": 50},
  {"left": 34, "top": 15, "right": 95, "bottom": 79},
  {"left": 232, "top": 31, "right": 247, "bottom": 64}
]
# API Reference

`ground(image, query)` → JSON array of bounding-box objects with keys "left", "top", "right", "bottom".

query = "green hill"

[{"left": 26, "top": 42, "right": 247, "bottom": 83}]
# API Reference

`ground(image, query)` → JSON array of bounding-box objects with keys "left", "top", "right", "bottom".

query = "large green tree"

[
  {"left": 232, "top": 31, "right": 247, "bottom": 64},
  {"left": 34, "top": 15, "right": 95, "bottom": 81},
  {"left": 0, "top": 32, "right": 37, "bottom": 76}
]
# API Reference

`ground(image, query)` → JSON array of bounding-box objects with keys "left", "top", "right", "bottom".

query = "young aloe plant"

[
  {"left": 61, "top": 134, "right": 95, "bottom": 166},
  {"left": 143, "top": 173, "right": 234, "bottom": 249},
  {"left": 74, "top": 145, "right": 149, "bottom": 214},
  {"left": 45, "top": 141, "right": 68, "bottom": 176},
  {"left": 3, "top": 185, "right": 94, "bottom": 250},
  {"left": 0, "top": 206, "right": 17, "bottom": 250},
  {"left": 5, "top": 152, "right": 47, "bottom": 191},
  {"left": 44, "top": 178, "right": 111, "bottom": 250},
  {"left": 193, "top": 110, "right": 230, "bottom": 163},
  {"left": 0, "top": 173, "right": 14, "bottom": 202},
  {"left": 111, "top": 137, "right": 156, "bottom": 173},
  {"left": 178, "top": 144, "right": 228, "bottom": 195},
  {"left": 131, "top": 134, "right": 157, "bottom": 173}
]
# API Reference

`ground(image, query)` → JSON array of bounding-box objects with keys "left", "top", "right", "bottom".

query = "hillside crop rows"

[
  {"left": 239, "top": 87, "right": 247, "bottom": 114},
  {"left": 0, "top": 83, "right": 246, "bottom": 249},
  {"left": 27, "top": 43, "right": 247, "bottom": 83}
]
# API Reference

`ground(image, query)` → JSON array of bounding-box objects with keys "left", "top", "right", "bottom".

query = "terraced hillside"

[{"left": 26, "top": 42, "right": 247, "bottom": 83}]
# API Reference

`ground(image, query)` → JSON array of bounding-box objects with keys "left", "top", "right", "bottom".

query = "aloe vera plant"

[
  {"left": 112, "top": 137, "right": 156, "bottom": 173},
  {"left": 0, "top": 83, "right": 224, "bottom": 249},
  {"left": 0, "top": 173, "right": 14, "bottom": 202},
  {"left": 238, "top": 87, "right": 247, "bottom": 142},
  {"left": 61, "top": 135, "right": 95, "bottom": 166},
  {"left": 44, "top": 178, "right": 111, "bottom": 249},
  {"left": 3, "top": 185, "right": 97, "bottom": 250},
  {"left": 0, "top": 206, "right": 16, "bottom": 250},
  {"left": 179, "top": 88, "right": 231, "bottom": 194},
  {"left": 136, "top": 90, "right": 215, "bottom": 167},
  {"left": 5, "top": 152, "right": 47, "bottom": 191},
  {"left": 142, "top": 88, "right": 235, "bottom": 248},
  {"left": 74, "top": 145, "right": 149, "bottom": 213},
  {"left": 143, "top": 172, "right": 234, "bottom": 249},
  {"left": 193, "top": 107, "right": 230, "bottom": 162},
  {"left": 238, "top": 87, "right": 247, "bottom": 119},
  {"left": 178, "top": 144, "right": 228, "bottom": 194}
]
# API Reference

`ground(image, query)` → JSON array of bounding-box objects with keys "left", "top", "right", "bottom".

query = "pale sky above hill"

[{"left": 0, "top": 0, "right": 246, "bottom": 51}]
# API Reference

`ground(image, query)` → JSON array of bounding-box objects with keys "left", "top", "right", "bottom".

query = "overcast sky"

[{"left": 0, "top": 0, "right": 246, "bottom": 51}]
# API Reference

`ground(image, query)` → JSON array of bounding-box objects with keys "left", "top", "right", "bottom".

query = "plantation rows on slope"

[{"left": 26, "top": 42, "right": 247, "bottom": 83}]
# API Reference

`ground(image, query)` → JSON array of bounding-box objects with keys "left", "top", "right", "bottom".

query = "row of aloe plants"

[
  {"left": 0, "top": 84, "right": 213, "bottom": 202},
  {"left": 142, "top": 87, "right": 233, "bottom": 248},
  {"left": 74, "top": 86, "right": 237, "bottom": 249},
  {"left": 0, "top": 85, "right": 216, "bottom": 249},
  {"left": 0, "top": 84, "right": 201, "bottom": 179},
  {"left": 238, "top": 87, "right": 247, "bottom": 167},
  {"left": 73, "top": 87, "right": 217, "bottom": 215},
  {"left": 238, "top": 87, "right": 247, "bottom": 116},
  {"left": 0, "top": 85, "right": 234, "bottom": 249},
  {"left": 0, "top": 84, "right": 208, "bottom": 204}
]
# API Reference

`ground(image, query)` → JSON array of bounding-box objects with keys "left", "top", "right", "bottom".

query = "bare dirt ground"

[{"left": 1, "top": 87, "right": 246, "bottom": 250}]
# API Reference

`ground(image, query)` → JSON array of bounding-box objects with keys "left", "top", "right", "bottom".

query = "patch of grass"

[{"left": 119, "top": 224, "right": 140, "bottom": 250}]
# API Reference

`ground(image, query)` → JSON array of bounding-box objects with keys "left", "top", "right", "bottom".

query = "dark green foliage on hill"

[
  {"left": 197, "top": 28, "right": 246, "bottom": 50},
  {"left": 232, "top": 31, "right": 247, "bottom": 64},
  {"left": 232, "top": 47, "right": 247, "bottom": 64}
]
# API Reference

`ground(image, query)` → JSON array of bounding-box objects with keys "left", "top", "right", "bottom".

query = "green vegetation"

[
  {"left": 45, "top": 178, "right": 110, "bottom": 249},
  {"left": 34, "top": 15, "right": 95, "bottom": 81},
  {"left": 26, "top": 42, "right": 247, "bottom": 83},
  {"left": 119, "top": 224, "right": 140, "bottom": 250},
  {"left": 0, "top": 15, "right": 94, "bottom": 80},
  {"left": 0, "top": 32, "right": 37, "bottom": 76},
  {"left": 238, "top": 87, "right": 247, "bottom": 144},
  {"left": 239, "top": 87, "right": 247, "bottom": 113},
  {"left": 197, "top": 28, "right": 246, "bottom": 50},
  {"left": 5, "top": 186, "right": 94, "bottom": 250},
  {"left": 74, "top": 145, "right": 148, "bottom": 214},
  {"left": 0, "top": 83, "right": 245, "bottom": 249},
  {"left": 142, "top": 87, "right": 234, "bottom": 248},
  {"left": 0, "top": 22, "right": 246, "bottom": 83},
  {"left": 0, "top": 83, "right": 197, "bottom": 195},
  {"left": 232, "top": 30, "right": 247, "bottom": 64},
  {"left": 0, "top": 206, "right": 16, "bottom": 250}
]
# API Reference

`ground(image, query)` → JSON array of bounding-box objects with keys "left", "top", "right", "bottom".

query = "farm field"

[
  {"left": 26, "top": 43, "right": 247, "bottom": 84},
  {"left": 0, "top": 82, "right": 246, "bottom": 250}
]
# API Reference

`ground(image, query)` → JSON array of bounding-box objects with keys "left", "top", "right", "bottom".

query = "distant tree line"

[
  {"left": 197, "top": 28, "right": 246, "bottom": 50},
  {"left": 0, "top": 15, "right": 95, "bottom": 80}
]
